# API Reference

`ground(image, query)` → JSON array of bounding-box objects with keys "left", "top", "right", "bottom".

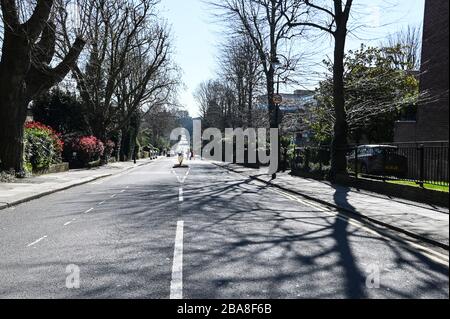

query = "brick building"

[{"left": 395, "top": 0, "right": 449, "bottom": 143}]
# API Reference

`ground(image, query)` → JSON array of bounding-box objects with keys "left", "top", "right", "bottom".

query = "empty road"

[{"left": 0, "top": 158, "right": 448, "bottom": 299}]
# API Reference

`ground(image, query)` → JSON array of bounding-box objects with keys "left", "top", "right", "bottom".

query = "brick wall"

[
  {"left": 395, "top": 0, "right": 449, "bottom": 143},
  {"left": 416, "top": 0, "right": 449, "bottom": 142},
  {"left": 394, "top": 121, "right": 417, "bottom": 143}
]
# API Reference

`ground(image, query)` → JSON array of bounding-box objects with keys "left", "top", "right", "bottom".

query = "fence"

[
  {"left": 291, "top": 146, "right": 331, "bottom": 179},
  {"left": 292, "top": 142, "right": 449, "bottom": 187}
]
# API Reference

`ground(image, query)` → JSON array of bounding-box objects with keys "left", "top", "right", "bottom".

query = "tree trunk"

[
  {"left": 0, "top": 25, "right": 31, "bottom": 173},
  {"left": 248, "top": 84, "right": 253, "bottom": 128},
  {"left": 120, "top": 128, "right": 132, "bottom": 162},
  {"left": 330, "top": 28, "right": 349, "bottom": 179},
  {"left": 0, "top": 98, "right": 28, "bottom": 172},
  {"left": 0, "top": 0, "right": 85, "bottom": 174}
]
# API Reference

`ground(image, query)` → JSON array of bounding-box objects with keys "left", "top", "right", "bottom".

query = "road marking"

[
  {"left": 269, "top": 187, "right": 449, "bottom": 267},
  {"left": 170, "top": 221, "right": 184, "bottom": 299},
  {"left": 120, "top": 190, "right": 126, "bottom": 193},
  {"left": 111, "top": 194, "right": 117, "bottom": 198},
  {"left": 172, "top": 168, "right": 191, "bottom": 184},
  {"left": 179, "top": 188, "right": 184, "bottom": 202},
  {"left": 64, "top": 218, "right": 77, "bottom": 227},
  {"left": 27, "top": 236, "right": 48, "bottom": 247},
  {"left": 84, "top": 208, "right": 94, "bottom": 214},
  {"left": 98, "top": 201, "right": 106, "bottom": 205}
]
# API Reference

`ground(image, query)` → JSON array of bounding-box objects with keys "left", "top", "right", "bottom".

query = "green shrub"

[{"left": 24, "top": 122, "right": 64, "bottom": 172}]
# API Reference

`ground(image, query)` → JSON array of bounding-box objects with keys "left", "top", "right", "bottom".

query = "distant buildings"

[{"left": 395, "top": 0, "right": 449, "bottom": 143}]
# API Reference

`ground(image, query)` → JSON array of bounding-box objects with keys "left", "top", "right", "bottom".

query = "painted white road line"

[
  {"left": 120, "top": 190, "right": 126, "bottom": 193},
  {"left": 179, "top": 188, "right": 184, "bottom": 202},
  {"left": 170, "top": 221, "right": 184, "bottom": 299},
  {"left": 84, "top": 208, "right": 94, "bottom": 214},
  {"left": 172, "top": 167, "right": 191, "bottom": 184},
  {"left": 64, "top": 218, "right": 77, "bottom": 227},
  {"left": 98, "top": 201, "right": 106, "bottom": 206},
  {"left": 111, "top": 194, "right": 117, "bottom": 198},
  {"left": 27, "top": 236, "right": 48, "bottom": 247},
  {"left": 182, "top": 168, "right": 191, "bottom": 183}
]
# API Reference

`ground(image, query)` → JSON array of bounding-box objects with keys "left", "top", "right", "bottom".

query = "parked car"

[{"left": 347, "top": 145, "right": 408, "bottom": 178}]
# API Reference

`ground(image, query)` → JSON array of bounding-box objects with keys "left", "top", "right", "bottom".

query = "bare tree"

[
  {"left": 195, "top": 79, "right": 236, "bottom": 131},
  {"left": 218, "top": 34, "right": 264, "bottom": 128},
  {"left": 63, "top": 0, "right": 153, "bottom": 141},
  {"left": 0, "top": 0, "right": 85, "bottom": 172},
  {"left": 116, "top": 23, "right": 180, "bottom": 160},
  {"left": 384, "top": 25, "right": 422, "bottom": 71},
  {"left": 283, "top": 0, "right": 354, "bottom": 178},
  {"left": 211, "top": 0, "right": 301, "bottom": 130}
]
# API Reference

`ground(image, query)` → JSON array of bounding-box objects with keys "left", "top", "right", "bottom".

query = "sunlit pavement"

[{"left": 0, "top": 158, "right": 448, "bottom": 299}]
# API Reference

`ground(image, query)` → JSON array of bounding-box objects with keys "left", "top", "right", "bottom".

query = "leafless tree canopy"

[
  {"left": 384, "top": 25, "right": 422, "bottom": 71},
  {"left": 210, "top": 0, "right": 305, "bottom": 129},
  {"left": 57, "top": 0, "right": 180, "bottom": 141}
]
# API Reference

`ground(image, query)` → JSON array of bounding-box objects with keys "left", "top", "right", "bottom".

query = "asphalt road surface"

[{"left": 0, "top": 158, "right": 448, "bottom": 299}]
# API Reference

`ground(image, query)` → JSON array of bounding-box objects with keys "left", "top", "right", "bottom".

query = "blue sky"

[{"left": 161, "top": 0, "right": 425, "bottom": 117}]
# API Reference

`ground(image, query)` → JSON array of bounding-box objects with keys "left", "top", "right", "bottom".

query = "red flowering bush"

[
  {"left": 70, "top": 136, "right": 105, "bottom": 164},
  {"left": 24, "top": 121, "right": 64, "bottom": 172}
]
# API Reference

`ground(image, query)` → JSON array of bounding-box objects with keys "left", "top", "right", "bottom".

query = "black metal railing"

[
  {"left": 291, "top": 146, "right": 331, "bottom": 178},
  {"left": 292, "top": 142, "right": 449, "bottom": 187}
]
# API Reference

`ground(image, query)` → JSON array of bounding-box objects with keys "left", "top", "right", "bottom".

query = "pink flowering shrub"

[{"left": 70, "top": 136, "right": 105, "bottom": 164}]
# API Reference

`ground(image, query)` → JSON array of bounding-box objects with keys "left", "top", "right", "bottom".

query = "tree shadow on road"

[
  {"left": 1, "top": 164, "right": 447, "bottom": 299},
  {"left": 176, "top": 168, "right": 448, "bottom": 299}
]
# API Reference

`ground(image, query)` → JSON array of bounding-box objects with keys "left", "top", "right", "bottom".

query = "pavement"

[
  {"left": 214, "top": 162, "right": 450, "bottom": 249},
  {"left": 0, "top": 159, "right": 155, "bottom": 210},
  {"left": 0, "top": 158, "right": 448, "bottom": 299}
]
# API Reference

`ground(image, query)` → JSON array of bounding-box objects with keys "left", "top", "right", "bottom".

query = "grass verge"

[{"left": 387, "top": 180, "right": 449, "bottom": 193}]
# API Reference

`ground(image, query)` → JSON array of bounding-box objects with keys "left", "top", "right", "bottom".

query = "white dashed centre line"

[
  {"left": 84, "top": 208, "right": 94, "bottom": 214},
  {"left": 64, "top": 218, "right": 77, "bottom": 227},
  {"left": 179, "top": 188, "right": 184, "bottom": 202},
  {"left": 170, "top": 221, "right": 184, "bottom": 299},
  {"left": 27, "top": 236, "right": 48, "bottom": 247}
]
